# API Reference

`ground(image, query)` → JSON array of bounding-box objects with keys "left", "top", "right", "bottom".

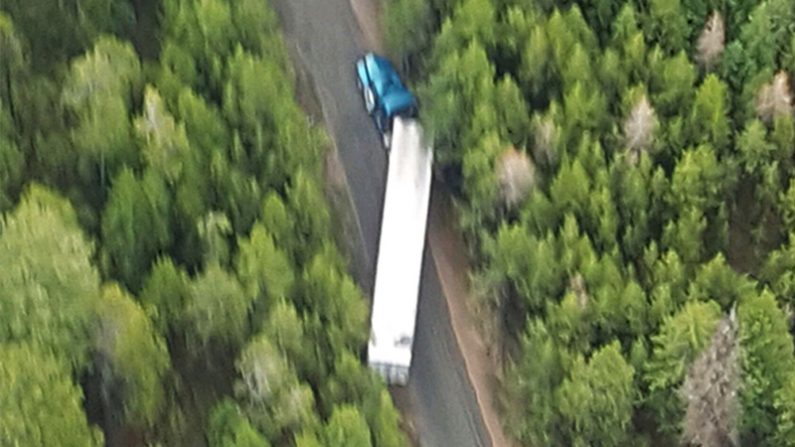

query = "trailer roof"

[{"left": 368, "top": 118, "right": 433, "bottom": 370}]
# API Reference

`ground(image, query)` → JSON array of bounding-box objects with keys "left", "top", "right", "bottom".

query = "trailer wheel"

[{"left": 364, "top": 87, "right": 376, "bottom": 114}]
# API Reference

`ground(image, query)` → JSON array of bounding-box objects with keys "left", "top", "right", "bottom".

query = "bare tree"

[
  {"left": 623, "top": 94, "right": 657, "bottom": 165},
  {"left": 680, "top": 308, "right": 740, "bottom": 447},
  {"left": 756, "top": 71, "right": 793, "bottom": 122},
  {"left": 696, "top": 12, "right": 725, "bottom": 70},
  {"left": 496, "top": 146, "right": 536, "bottom": 208}
]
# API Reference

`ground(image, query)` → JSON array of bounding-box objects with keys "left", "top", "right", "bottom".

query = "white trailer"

[{"left": 368, "top": 117, "right": 433, "bottom": 385}]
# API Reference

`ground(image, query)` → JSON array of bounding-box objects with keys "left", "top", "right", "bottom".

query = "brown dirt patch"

[{"left": 349, "top": 0, "right": 385, "bottom": 52}]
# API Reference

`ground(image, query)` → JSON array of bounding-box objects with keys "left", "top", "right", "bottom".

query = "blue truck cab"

[{"left": 355, "top": 52, "right": 417, "bottom": 148}]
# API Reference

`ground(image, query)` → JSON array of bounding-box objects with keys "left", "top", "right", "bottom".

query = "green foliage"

[
  {"left": 409, "top": 0, "right": 795, "bottom": 444},
  {"left": 295, "top": 432, "right": 326, "bottom": 447},
  {"left": 779, "top": 181, "right": 795, "bottom": 232},
  {"left": 645, "top": 0, "right": 689, "bottom": 54},
  {"left": 0, "top": 0, "right": 126, "bottom": 70},
  {"left": 689, "top": 75, "right": 731, "bottom": 152},
  {"left": 785, "top": 34, "right": 795, "bottom": 73},
  {"left": 317, "top": 355, "right": 405, "bottom": 445},
  {"left": 235, "top": 333, "right": 319, "bottom": 441},
  {"left": 260, "top": 191, "right": 293, "bottom": 255},
  {"left": 372, "top": 389, "right": 407, "bottom": 447},
  {"left": 101, "top": 168, "right": 172, "bottom": 289},
  {"left": 725, "top": 0, "right": 794, "bottom": 90},
  {"left": 0, "top": 12, "right": 24, "bottom": 87},
  {"left": 300, "top": 247, "right": 369, "bottom": 356},
  {"left": 320, "top": 352, "right": 378, "bottom": 413},
  {"left": 197, "top": 211, "right": 233, "bottom": 266},
  {"left": 557, "top": 342, "right": 635, "bottom": 447},
  {"left": 286, "top": 169, "right": 332, "bottom": 262},
  {"left": 771, "top": 114, "right": 795, "bottom": 159},
  {"left": 0, "top": 343, "right": 104, "bottom": 446},
  {"left": 661, "top": 207, "right": 707, "bottom": 266},
  {"left": 651, "top": 51, "right": 696, "bottom": 118},
  {"left": 61, "top": 36, "right": 141, "bottom": 189},
  {"left": 738, "top": 119, "right": 775, "bottom": 175},
  {"left": 135, "top": 86, "right": 192, "bottom": 183},
  {"left": 645, "top": 300, "right": 722, "bottom": 436},
  {"left": 421, "top": 40, "right": 495, "bottom": 163},
  {"left": 551, "top": 157, "right": 590, "bottom": 217},
  {"left": 193, "top": 0, "right": 235, "bottom": 59},
  {"left": 460, "top": 132, "right": 502, "bottom": 233},
  {"left": 140, "top": 256, "right": 192, "bottom": 334},
  {"left": 161, "top": 0, "right": 227, "bottom": 94},
  {"left": 561, "top": 82, "right": 608, "bottom": 148},
  {"left": 221, "top": 46, "right": 315, "bottom": 188},
  {"left": 209, "top": 400, "right": 271, "bottom": 447},
  {"left": 186, "top": 263, "right": 253, "bottom": 350},
  {"left": 611, "top": 154, "right": 667, "bottom": 261},
  {"left": 688, "top": 254, "right": 756, "bottom": 309},
  {"left": 431, "top": 0, "right": 497, "bottom": 63},
  {"left": 484, "top": 224, "right": 562, "bottom": 312},
  {"left": 232, "top": 0, "right": 284, "bottom": 60},
  {"left": 176, "top": 85, "right": 229, "bottom": 156},
  {"left": 96, "top": 283, "right": 170, "bottom": 427},
  {"left": 62, "top": 35, "right": 141, "bottom": 106},
  {"left": 595, "top": 277, "right": 649, "bottom": 341},
  {"left": 236, "top": 222, "right": 294, "bottom": 305},
  {"left": 324, "top": 405, "right": 372, "bottom": 447},
  {"left": 645, "top": 248, "right": 689, "bottom": 317},
  {"left": 775, "top": 374, "right": 795, "bottom": 447},
  {"left": 520, "top": 22, "right": 552, "bottom": 99},
  {"left": 212, "top": 157, "right": 263, "bottom": 235},
  {"left": 761, "top": 234, "right": 795, "bottom": 306},
  {"left": 158, "top": 41, "right": 200, "bottom": 100},
  {"left": 546, "top": 291, "right": 591, "bottom": 352},
  {"left": 495, "top": 75, "right": 531, "bottom": 145},
  {"left": 737, "top": 290, "right": 795, "bottom": 443},
  {"left": 610, "top": 6, "right": 647, "bottom": 84},
  {"left": 262, "top": 300, "right": 314, "bottom": 382},
  {"left": 670, "top": 144, "right": 727, "bottom": 211},
  {"left": 505, "top": 320, "right": 567, "bottom": 445},
  {"left": 2, "top": 0, "right": 404, "bottom": 443},
  {"left": 0, "top": 185, "right": 100, "bottom": 369},
  {"left": 384, "top": 0, "right": 433, "bottom": 63},
  {"left": 0, "top": 101, "right": 22, "bottom": 211}
]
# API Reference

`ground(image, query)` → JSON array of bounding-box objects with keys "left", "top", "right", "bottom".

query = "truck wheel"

[{"left": 364, "top": 87, "right": 376, "bottom": 114}]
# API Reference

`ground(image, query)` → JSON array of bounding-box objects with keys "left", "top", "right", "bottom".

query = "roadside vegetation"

[
  {"left": 385, "top": 0, "right": 795, "bottom": 445},
  {"left": 0, "top": 0, "right": 406, "bottom": 445}
]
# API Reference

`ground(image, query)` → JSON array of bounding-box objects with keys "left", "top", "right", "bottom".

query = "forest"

[
  {"left": 0, "top": 0, "right": 406, "bottom": 446},
  {"left": 385, "top": 0, "right": 795, "bottom": 445}
]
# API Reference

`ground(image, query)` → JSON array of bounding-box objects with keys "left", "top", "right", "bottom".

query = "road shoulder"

[{"left": 427, "top": 182, "right": 514, "bottom": 447}]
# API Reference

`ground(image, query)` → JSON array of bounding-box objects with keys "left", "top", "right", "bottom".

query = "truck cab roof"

[{"left": 357, "top": 53, "right": 417, "bottom": 119}]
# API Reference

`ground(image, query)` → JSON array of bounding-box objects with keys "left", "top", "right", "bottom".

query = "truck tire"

[{"left": 364, "top": 87, "right": 376, "bottom": 114}]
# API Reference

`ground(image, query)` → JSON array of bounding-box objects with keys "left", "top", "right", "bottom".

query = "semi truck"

[
  {"left": 355, "top": 53, "right": 418, "bottom": 148},
  {"left": 355, "top": 53, "right": 433, "bottom": 385}
]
